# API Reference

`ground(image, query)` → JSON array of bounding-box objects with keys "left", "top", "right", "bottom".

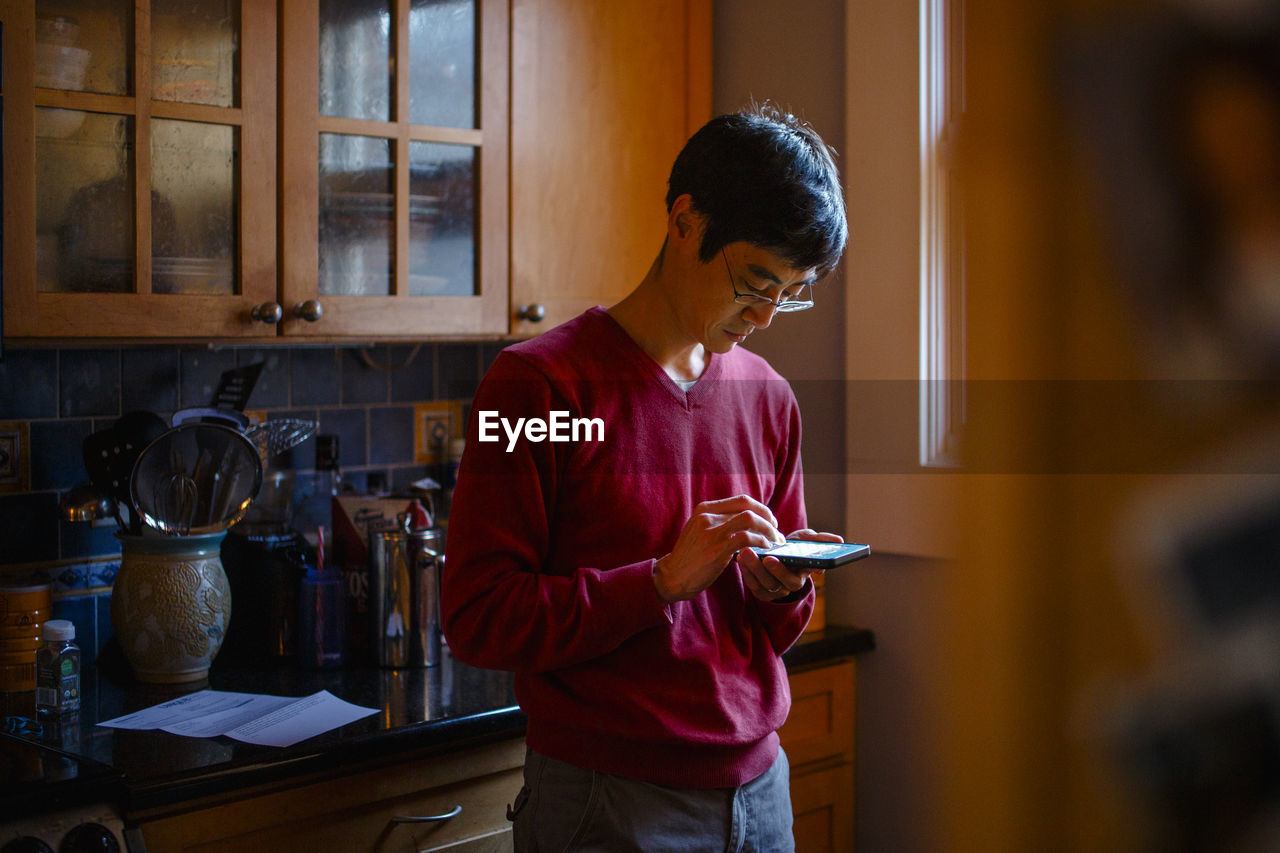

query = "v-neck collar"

[{"left": 592, "top": 307, "right": 724, "bottom": 408}]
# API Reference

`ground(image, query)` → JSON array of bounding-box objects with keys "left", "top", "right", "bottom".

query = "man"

[{"left": 443, "top": 103, "right": 848, "bottom": 852}]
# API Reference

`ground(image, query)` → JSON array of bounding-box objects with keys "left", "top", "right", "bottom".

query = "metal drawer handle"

[{"left": 391, "top": 804, "right": 462, "bottom": 823}]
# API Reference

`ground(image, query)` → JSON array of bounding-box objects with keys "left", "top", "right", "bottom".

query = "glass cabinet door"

[
  {"left": 279, "top": 0, "right": 508, "bottom": 337},
  {"left": 2, "top": 0, "right": 276, "bottom": 338}
]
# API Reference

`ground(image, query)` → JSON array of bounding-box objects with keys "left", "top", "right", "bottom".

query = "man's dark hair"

[{"left": 665, "top": 102, "right": 848, "bottom": 276}]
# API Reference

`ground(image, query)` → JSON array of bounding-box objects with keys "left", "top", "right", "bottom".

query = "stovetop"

[
  {"left": 0, "top": 724, "right": 124, "bottom": 818},
  {"left": 0, "top": 723, "right": 129, "bottom": 852}
]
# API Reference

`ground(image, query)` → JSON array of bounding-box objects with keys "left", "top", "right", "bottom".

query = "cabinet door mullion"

[{"left": 135, "top": 1, "right": 153, "bottom": 297}]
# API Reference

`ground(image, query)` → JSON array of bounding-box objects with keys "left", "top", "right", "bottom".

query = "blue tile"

[
  {"left": 318, "top": 408, "right": 367, "bottom": 469},
  {"left": 60, "top": 349, "right": 121, "bottom": 418},
  {"left": 364, "top": 469, "right": 390, "bottom": 495},
  {"left": 51, "top": 594, "right": 97, "bottom": 664},
  {"left": 369, "top": 406, "right": 415, "bottom": 465},
  {"left": 438, "top": 343, "right": 481, "bottom": 400},
  {"left": 49, "top": 562, "right": 89, "bottom": 593},
  {"left": 90, "top": 559, "right": 120, "bottom": 588},
  {"left": 236, "top": 349, "right": 289, "bottom": 409},
  {"left": 60, "top": 518, "right": 121, "bottom": 562},
  {"left": 0, "top": 493, "right": 59, "bottom": 566},
  {"left": 389, "top": 343, "right": 435, "bottom": 403},
  {"left": 481, "top": 341, "right": 508, "bottom": 375},
  {"left": 95, "top": 593, "right": 114, "bottom": 660},
  {"left": 342, "top": 346, "right": 390, "bottom": 405},
  {"left": 30, "top": 419, "right": 93, "bottom": 490},
  {"left": 291, "top": 348, "right": 341, "bottom": 406},
  {"left": 390, "top": 466, "right": 431, "bottom": 493},
  {"left": 0, "top": 349, "right": 58, "bottom": 419},
  {"left": 121, "top": 348, "right": 180, "bottom": 414},
  {"left": 342, "top": 469, "right": 369, "bottom": 494},
  {"left": 179, "top": 349, "right": 236, "bottom": 410}
]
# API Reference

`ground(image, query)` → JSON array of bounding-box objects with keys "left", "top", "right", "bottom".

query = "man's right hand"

[{"left": 653, "top": 495, "right": 785, "bottom": 603}]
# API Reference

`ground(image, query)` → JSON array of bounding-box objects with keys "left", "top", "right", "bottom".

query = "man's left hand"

[{"left": 738, "top": 528, "right": 844, "bottom": 602}]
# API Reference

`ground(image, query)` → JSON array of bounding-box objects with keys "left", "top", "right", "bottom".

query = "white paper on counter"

[{"left": 98, "top": 689, "right": 379, "bottom": 748}]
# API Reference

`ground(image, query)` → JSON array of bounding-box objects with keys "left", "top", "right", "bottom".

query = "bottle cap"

[{"left": 43, "top": 619, "right": 75, "bottom": 641}]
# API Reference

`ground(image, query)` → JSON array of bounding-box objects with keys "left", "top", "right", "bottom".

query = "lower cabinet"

[
  {"left": 131, "top": 737, "right": 525, "bottom": 853},
  {"left": 779, "top": 659, "right": 858, "bottom": 853},
  {"left": 131, "top": 661, "right": 855, "bottom": 853}
]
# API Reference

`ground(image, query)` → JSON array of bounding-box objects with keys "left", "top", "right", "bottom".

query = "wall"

[
  {"left": 715, "top": 1, "right": 948, "bottom": 849},
  {"left": 0, "top": 340, "right": 502, "bottom": 661},
  {"left": 713, "top": 0, "right": 847, "bottom": 537}
]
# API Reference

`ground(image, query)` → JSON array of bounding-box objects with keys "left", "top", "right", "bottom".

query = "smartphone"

[{"left": 750, "top": 539, "right": 871, "bottom": 569}]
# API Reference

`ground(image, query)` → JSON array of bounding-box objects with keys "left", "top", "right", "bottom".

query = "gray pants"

[{"left": 510, "top": 746, "right": 795, "bottom": 853}]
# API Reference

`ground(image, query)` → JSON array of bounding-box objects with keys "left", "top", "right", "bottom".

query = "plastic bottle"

[{"left": 35, "top": 619, "right": 80, "bottom": 717}]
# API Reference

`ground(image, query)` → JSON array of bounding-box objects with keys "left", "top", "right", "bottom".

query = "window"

[{"left": 919, "top": 0, "right": 966, "bottom": 468}]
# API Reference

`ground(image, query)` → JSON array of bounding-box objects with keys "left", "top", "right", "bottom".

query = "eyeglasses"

[{"left": 721, "top": 249, "right": 814, "bottom": 313}]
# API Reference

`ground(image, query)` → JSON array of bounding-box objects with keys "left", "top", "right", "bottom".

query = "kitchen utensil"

[
  {"left": 209, "top": 362, "right": 264, "bottom": 411},
  {"left": 131, "top": 423, "right": 263, "bottom": 536},
  {"left": 155, "top": 470, "right": 198, "bottom": 535},
  {"left": 245, "top": 418, "right": 318, "bottom": 461},
  {"left": 81, "top": 410, "right": 168, "bottom": 534},
  {"left": 59, "top": 483, "right": 118, "bottom": 523},
  {"left": 171, "top": 406, "right": 250, "bottom": 430}
]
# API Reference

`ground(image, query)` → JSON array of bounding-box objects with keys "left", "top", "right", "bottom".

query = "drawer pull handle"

[{"left": 391, "top": 805, "right": 462, "bottom": 823}]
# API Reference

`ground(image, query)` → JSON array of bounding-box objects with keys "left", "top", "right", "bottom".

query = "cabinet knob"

[
  {"left": 293, "top": 300, "right": 324, "bottom": 322},
  {"left": 250, "top": 302, "right": 283, "bottom": 324},
  {"left": 516, "top": 303, "right": 546, "bottom": 323},
  {"left": 390, "top": 804, "right": 462, "bottom": 823}
]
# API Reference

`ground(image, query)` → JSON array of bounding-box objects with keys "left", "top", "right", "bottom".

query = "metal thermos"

[{"left": 369, "top": 525, "right": 442, "bottom": 668}]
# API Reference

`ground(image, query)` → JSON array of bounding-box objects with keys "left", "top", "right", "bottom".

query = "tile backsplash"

[{"left": 0, "top": 340, "right": 505, "bottom": 660}]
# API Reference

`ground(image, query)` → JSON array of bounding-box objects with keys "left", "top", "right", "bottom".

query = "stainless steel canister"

[{"left": 368, "top": 525, "right": 442, "bottom": 667}]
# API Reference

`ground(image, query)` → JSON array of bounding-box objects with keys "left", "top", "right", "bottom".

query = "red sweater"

[{"left": 442, "top": 307, "right": 814, "bottom": 788}]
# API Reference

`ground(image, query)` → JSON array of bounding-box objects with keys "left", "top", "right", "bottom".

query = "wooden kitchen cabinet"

[
  {"left": 131, "top": 660, "right": 852, "bottom": 852},
  {"left": 779, "top": 659, "right": 858, "bottom": 853},
  {"left": 132, "top": 736, "right": 525, "bottom": 853},
  {"left": 276, "top": 0, "right": 510, "bottom": 339},
  {"left": 0, "top": 0, "right": 279, "bottom": 338},
  {"left": 508, "top": 0, "right": 711, "bottom": 336},
  {"left": 1, "top": 0, "right": 709, "bottom": 342}
]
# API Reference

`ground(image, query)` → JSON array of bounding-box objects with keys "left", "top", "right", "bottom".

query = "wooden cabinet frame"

[
  {"left": 1, "top": 0, "right": 278, "bottom": 339},
  {"left": 278, "top": 0, "right": 510, "bottom": 339},
  {"left": 508, "top": 0, "right": 710, "bottom": 335}
]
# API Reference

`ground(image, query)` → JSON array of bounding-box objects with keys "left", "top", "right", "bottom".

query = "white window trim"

[{"left": 919, "top": 0, "right": 965, "bottom": 469}]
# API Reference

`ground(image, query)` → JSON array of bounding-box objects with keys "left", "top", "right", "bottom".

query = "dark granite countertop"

[{"left": 6, "top": 624, "right": 872, "bottom": 816}]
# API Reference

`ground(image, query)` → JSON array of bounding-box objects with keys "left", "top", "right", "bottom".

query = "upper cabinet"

[
  {"left": 1, "top": 0, "right": 708, "bottom": 341},
  {"left": 508, "top": 0, "right": 710, "bottom": 336},
  {"left": 2, "top": 0, "right": 278, "bottom": 338},
  {"left": 277, "top": 0, "right": 509, "bottom": 338}
]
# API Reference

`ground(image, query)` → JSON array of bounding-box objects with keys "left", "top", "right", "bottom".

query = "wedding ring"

[{"left": 767, "top": 583, "right": 784, "bottom": 594}]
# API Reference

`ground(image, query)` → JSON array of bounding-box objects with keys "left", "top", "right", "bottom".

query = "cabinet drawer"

[
  {"left": 779, "top": 660, "right": 856, "bottom": 769},
  {"left": 791, "top": 761, "right": 856, "bottom": 853},
  {"left": 136, "top": 738, "right": 524, "bottom": 853},
  {"left": 227, "top": 765, "right": 521, "bottom": 853}
]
